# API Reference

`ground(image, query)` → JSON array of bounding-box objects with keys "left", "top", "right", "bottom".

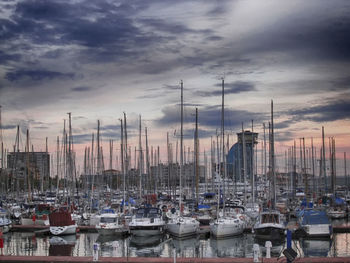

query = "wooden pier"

[{"left": 1, "top": 256, "right": 350, "bottom": 263}]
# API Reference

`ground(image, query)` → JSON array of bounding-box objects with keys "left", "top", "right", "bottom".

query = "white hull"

[
  {"left": 50, "top": 224, "right": 77, "bottom": 235},
  {"left": 21, "top": 217, "right": 49, "bottom": 226},
  {"left": 167, "top": 217, "right": 199, "bottom": 237},
  {"left": 303, "top": 224, "right": 331, "bottom": 237},
  {"left": 97, "top": 226, "right": 128, "bottom": 236},
  {"left": 210, "top": 217, "right": 244, "bottom": 238},
  {"left": 328, "top": 210, "right": 347, "bottom": 219}
]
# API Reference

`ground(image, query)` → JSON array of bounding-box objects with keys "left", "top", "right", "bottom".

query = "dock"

[
  {"left": 11, "top": 225, "right": 97, "bottom": 233},
  {"left": 1, "top": 256, "right": 350, "bottom": 263},
  {"left": 10, "top": 224, "right": 350, "bottom": 234}
]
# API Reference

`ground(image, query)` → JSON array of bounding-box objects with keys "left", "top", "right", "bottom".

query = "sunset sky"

[{"left": 1, "top": 0, "right": 349, "bottom": 173}]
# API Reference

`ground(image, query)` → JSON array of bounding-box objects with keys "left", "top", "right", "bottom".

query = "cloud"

[
  {"left": 288, "top": 94, "right": 350, "bottom": 123},
  {"left": 5, "top": 69, "right": 74, "bottom": 82},
  {"left": 196, "top": 81, "right": 256, "bottom": 97},
  {"left": 155, "top": 104, "right": 266, "bottom": 132},
  {"left": 71, "top": 86, "right": 92, "bottom": 92}
]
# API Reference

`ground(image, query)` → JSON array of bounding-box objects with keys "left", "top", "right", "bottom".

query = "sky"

[{"left": 1, "top": 0, "right": 350, "bottom": 173}]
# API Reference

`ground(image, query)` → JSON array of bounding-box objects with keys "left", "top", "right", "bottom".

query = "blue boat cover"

[
  {"left": 198, "top": 204, "right": 211, "bottom": 209},
  {"left": 334, "top": 197, "right": 345, "bottom": 205},
  {"left": 302, "top": 210, "right": 330, "bottom": 225}
]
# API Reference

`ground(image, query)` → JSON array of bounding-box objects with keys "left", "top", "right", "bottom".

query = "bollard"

[
  {"left": 253, "top": 243, "right": 260, "bottom": 263},
  {"left": 173, "top": 248, "right": 176, "bottom": 263},
  {"left": 265, "top": 241, "right": 272, "bottom": 258},
  {"left": 93, "top": 243, "right": 99, "bottom": 261}
]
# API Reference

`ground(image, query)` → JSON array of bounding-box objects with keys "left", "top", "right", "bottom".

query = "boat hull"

[
  {"left": 21, "top": 217, "right": 49, "bottom": 226},
  {"left": 129, "top": 226, "right": 163, "bottom": 236},
  {"left": 167, "top": 221, "right": 199, "bottom": 237},
  {"left": 302, "top": 224, "right": 331, "bottom": 238},
  {"left": 210, "top": 221, "right": 244, "bottom": 238},
  {"left": 50, "top": 224, "right": 77, "bottom": 235},
  {"left": 253, "top": 226, "right": 285, "bottom": 240}
]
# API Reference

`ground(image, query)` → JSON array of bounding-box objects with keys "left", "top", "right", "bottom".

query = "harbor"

[{"left": 1, "top": 0, "right": 350, "bottom": 262}]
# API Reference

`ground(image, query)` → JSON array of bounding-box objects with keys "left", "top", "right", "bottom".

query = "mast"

[
  {"left": 120, "top": 119, "right": 125, "bottom": 213},
  {"left": 251, "top": 120, "right": 255, "bottom": 203},
  {"left": 55, "top": 136, "right": 60, "bottom": 204},
  {"left": 242, "top": 123, "right": 247, "bottom": 204},
  {"left": 271, "top": 100, "right": 276, "bottom": 209},
  {"left": 195, "top": 107, "right": 199, "bottom": 208},
  {"left": 145, "top": 127, "right": 150, "bottom": 194},
  {"left": 345, "top": 152, "right": 348, "bottom": 197},
  {"left": 139, "top": 115, "right": 143, "bottom": 199},
  {"left": 221, "top": 78, "right": 226, "bottom": 213},
  {"left": 124, "top": 113, "right": 129, "bottom": 198},
  {"left": 26, "top": 129, "right": 32, "bottom": 202},
  {"left": 180, "top": 80, "right": 184, "bottom": 216},
  {"left": 263, "top": 123, "right": 267, "bottom": 195},
  {"left": 166, "top": 132, "right": 171, "bottom": 198},
  {"left": 311, "top": 138, "right": 315, "bottom": 197},
  {"left": 302, "top": 137, "right": 308, "bottom": 201},
  {"left": 322, "top": 126, "right": 327, "bottom": 193}
]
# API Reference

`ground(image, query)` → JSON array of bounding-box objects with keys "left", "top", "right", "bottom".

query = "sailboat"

[
  {"left": 49, "top": 206, "right": 77, "bottom": 235},
  {"left": 210, "top": 79, "right": 245, "bottom": 238},
  {"left": 166, "top": 80, "right": 200, "bottom": 238},
  {"left": 253, "top": 101, "right": 286, "bottom": 241}
]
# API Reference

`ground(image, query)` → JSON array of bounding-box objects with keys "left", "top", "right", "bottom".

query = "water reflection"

[
  {"left": 210, "top": 235, "right": 244, "bottom": 257},
  {"left": 49, "top": 235, "right": 76, "bottom": 256},
  {"left": 97, "top": 235, "right": 127, "bottom": 257},
  {"left": 1, "top": 232, "right": 349, "bottom": 259},
  {"left": 301, "top": 238, "right": 331, "bottom": 257},
  {"left": 172, "top": 236, "right": 200, "bottom": 258}
]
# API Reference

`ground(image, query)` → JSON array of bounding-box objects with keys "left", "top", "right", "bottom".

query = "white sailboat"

[
  {"left": 166, "top": 81, "right": 199, "bottom": 238},
  {"left": 210, "top": 79, "right": 244, "bottom": 238}
]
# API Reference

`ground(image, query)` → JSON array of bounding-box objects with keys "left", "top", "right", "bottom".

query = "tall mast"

[
  {"left": 145, "top": 127, "right": 150, "bottom": 194},
  {"left": 345, "top": 152, "right": 348, "bottom": 197},
  {"left": 242, "top": 123, "right": 247, "bottom": 204},
  {"left": 221, "top": 78, "right": 226, "bottom": 213},
  {"left": 271, "top": 100, "right": 276, "bottom": 209},
  {"left": 109, "top": 140, "right": 113, "bottom": 170},
  {"left": 123, "top": 113, "right": 129, "bottom": 198},
  {"left": 55, "top": 136, "right": 60, "bottom": 204},
  {"left": 180, "top": 80, "right": 184, "bottom": 215},
  {"left": 120, "top": 119, "right": 125, "bottom": 213},
  {"left": 263, "top": 123, "right": 267, "bottom": 191},
  {"left": 322, "top": 126, "right": 327, "bottom": 193},
  {"left": 139, "top": 115, "right": 143, "bottom": 199},
  {"left": 251, "top": 120, "right": 255, "bottom": 203},
  {"left": 195, "top": 107, "right": 199, "bottom": 208},
  {"left": 311, "top": 138, "right": 315, "bottom": 197},
  {"left": 26, "top": 129, "right": 32, "bottom": 202},
  {"left": 302, "top": 137, "right": 308, "bottom": 201}
]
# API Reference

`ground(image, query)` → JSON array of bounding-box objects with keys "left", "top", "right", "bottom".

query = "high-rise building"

[
  {"left": 7, "top": 151, "right": 50, "bottom": 183},
  {"left": 227, "top": 130, "right": 258, "bottom": 182}
]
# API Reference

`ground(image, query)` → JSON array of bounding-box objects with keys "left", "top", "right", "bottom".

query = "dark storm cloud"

[
  {"left": 156, "top": 104, "right": 266, "bottom": 133},
  {"left": 197, "top": 81, "right": 256, "bottom": 97},
  {"left": 241, "top": 4, "right": 350, "bottom": 61},
  {"left": 289, "top": 95, "right": 350, "bottom": 123},
  {"left": 0, "top": 50, "right": 21, "bottom": 64},
  {"left": 71, "top": 86, "right": 92, "bottom": 92},
  {"left": 5, "top": 69, "right": 74, "bottom": 82},
  {"left": 139, "top": 18, "right": 211, "bottom": 35}
]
